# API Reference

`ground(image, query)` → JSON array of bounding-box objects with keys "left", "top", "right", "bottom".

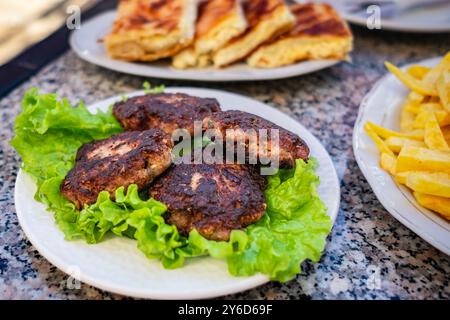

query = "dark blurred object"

[{"left": 0, "top": 0, "right": 118, "bottom": 98}]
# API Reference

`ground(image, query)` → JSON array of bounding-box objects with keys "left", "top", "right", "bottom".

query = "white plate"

[
  {"left": 69, "top": 11, "right": 340, "bottom": 82},
  {"left": 15, "top": 87, "right": 341, "bottom": 299},
  {"left": 353, "top": 57, "right": 450, "bottom": 255},
  {"left": 296, "top": 0, "right": 450, "bottom": 33}
]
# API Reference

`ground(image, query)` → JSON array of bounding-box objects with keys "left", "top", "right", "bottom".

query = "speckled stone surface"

[{"left": 1, "top": 26, "right": 449, "bottom": 300}]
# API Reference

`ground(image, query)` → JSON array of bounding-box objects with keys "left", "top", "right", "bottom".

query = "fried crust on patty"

[
  {"left": 203, "top": 110, "right": 309, "bottom": 168},
  {"left": 113, "top": 92, "right": 221, "bottom": 135},
  {"left": 61, "top": 129, "right": 173, "bottom": 209},
  {"left": 149, "top": 163, "right": 266, "bottom": 241}
]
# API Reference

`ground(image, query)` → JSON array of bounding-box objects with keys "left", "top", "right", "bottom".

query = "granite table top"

[{"left": 1, "top": 26, "right": 449, "bottom": 300}]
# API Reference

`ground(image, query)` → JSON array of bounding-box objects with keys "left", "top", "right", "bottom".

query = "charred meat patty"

[
  {"left": 149, "top": 163, "right": 267, "bottom": 241},
  {"left": 113, "top": 92, "right": 221, "bottom": 135},
  {"left": 61, "top": 129, "right": 173, "bottom": 209},
  {"left": 203, "top": 110, "right": 309, "bottom": 167}
]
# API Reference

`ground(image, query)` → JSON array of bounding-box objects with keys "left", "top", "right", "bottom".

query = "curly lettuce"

[
  {"left": 11, "top": 88, "right": 332, "bottom": 282},
  {"left": 11, "top": 88, "right": 124, "bottom": 238},
  {"left": 186, "top": 159, "right": 332, "bottom": 281}
]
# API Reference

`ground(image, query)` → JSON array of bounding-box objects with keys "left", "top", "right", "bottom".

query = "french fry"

[
  {"left": 395, "top": 171, "right": 443, "bottom": 185},
  {"left": 420, "top": 51, "right": 450, "bottom": 85},
  {"left": 407, "top": 92, "right": 425, "bottom": 105},
  {"left": 413, "top": 109, "right": 450, "bottom": 129},
  {"left": 407, "top": 65, "right": 430, "bottom": 80},
  {"left": 385, "top": 62, "right": 438, "bottom": 96},
  {"left": 406, "top": 53, "right": 450, "bottom": 109},
  {"left": 366, "top": 53, "right": 450, "bottom": 219},
  {"left": 366, "top": 121, "right": 423, "bottom": 141},
  {"left": 424, "top": 112, "right": 450, "bottom": 151},
  {"left": 429, "top": 96, "right": 441, "bottom": 103},
  {"left": 442, "top": 126, "right": 450, "bottom": 141},
  {"left": 403, "top": 103, "right": 421, "bottom": 114},
  {"left": 400, "top": 107, "right": 415, "bottom": 132},
  {"left": 406, "top": 172, "right": 450, "bottom": 198},
  {"left": 437, "top": 71, "right": 450, "bottom": 112},
  {"left": 380, "top": 153, "right": 396, "bottom": 175},
  {"left": 413, "top": 192, "right": 450, "bottom": 220},
  {"left": 437, "top": 111, "right": 450, "bottom": 127},
  {"left": 385, "top": 136, "right": 426, "bottom": 153},
  {"left": 413, "top": 111, "right": 429, "bottom": 129},
  {"left": 405, "top": 102, "right": 444, "bottom": 115},
  {"left": 404, "top": 129, "right": 425, "bottom": 138},
  {"left": 406, "top": 103, "right": 448, "bottom": 127},
  {"left": 420, "top": 103, "right": 443, "bottom": 113},
  {"left": 364, "top": 123, "right": 394, "bottom": 156},
  {"left": 395, "top": 172, "right": 409, "bottom": 185},
  {"left": 396, "top": 146, "right": 450, "bottom": 174}
]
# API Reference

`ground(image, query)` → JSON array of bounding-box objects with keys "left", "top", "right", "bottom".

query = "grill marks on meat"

[
  {"left": 112, "top": 93, "right": 221, "bottom": 135},
  {"left": 203, "top": 110, "right": 309, "bottom": 168},
  {"left": 149, "top": 163, "right": 267, "bottom": 241},
  {"left": 61, "top": 129, "right": 173, "bottom": 209},
  {"left": 63, "top": 93, "right": 311, "bottom": 240}
]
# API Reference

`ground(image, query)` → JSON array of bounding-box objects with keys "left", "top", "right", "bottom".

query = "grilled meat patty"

[
  {"left": 149, "top": 163, "right": 267, "bottom": 241},
  {"left": 61, "top": 129, "right": 173, "bottom": 209},
  {"left": 203, "top": 110, "right": 309, "bottom": 168},
  {"left": 112, "top": 92, "right": 221, "bottom": 135}
]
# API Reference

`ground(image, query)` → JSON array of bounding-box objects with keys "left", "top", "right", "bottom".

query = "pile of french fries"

[{"left": 365, "top": 52, "right": 450, "bottom": 221}]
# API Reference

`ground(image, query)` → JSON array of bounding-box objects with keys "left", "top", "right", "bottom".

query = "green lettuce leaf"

[
  {"left": 11, "top": 88, "right": 123, "bottom": 239},
  {"left": 186, "top": 159, "right": 332, "bottom": 282},
  {"left": 11, "top": 88, "right": 332, "bottom": 282}
]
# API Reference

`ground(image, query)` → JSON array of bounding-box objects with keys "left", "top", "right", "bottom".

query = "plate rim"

[
  {"left": 14, "top": 87, "right": 341, "bottom": 298},
  {"left": 14, "top": 176, "right": 269, "bottom": 300},
  {"left": 343, "top": 14, "right": 450, "bottom": 33},
  {"left": 293, "top": 0, "right": 450, "bottom": 33},
  {"left": 352, "top": 57, "right": 450, "bottom": 256},
  {"left": 14, "top": 189, "right": 271, "bottom": 299},
  {"left": 69, "top": 10, "right": 341, "bottom": 82}
]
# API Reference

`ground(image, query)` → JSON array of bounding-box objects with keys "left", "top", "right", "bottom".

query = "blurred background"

[
  {"left": 0, "top": 0, "right": 98, "bottom": 65},
  {"left": 1, "top": 0, "right": 449, "bottom": 68}
]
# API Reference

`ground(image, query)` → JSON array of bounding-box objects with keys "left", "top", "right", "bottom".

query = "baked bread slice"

[
  {"left": 172, "top": 47, "right": 211, "bottom": 69},
  {"left": 247, "top": 3, "right": 353, "bottom": 68},
  {"left": 195, "top": 0, "right": 247, "bottom": 54},
  {"left": 172, "top": 0, "right": 247, "bottom": 69},
  {"left": 212, "top": 0, "right": 295, "bottom": 68},
  {"left": 104, "top": 0, "right": 198, "bottom": 62}
]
